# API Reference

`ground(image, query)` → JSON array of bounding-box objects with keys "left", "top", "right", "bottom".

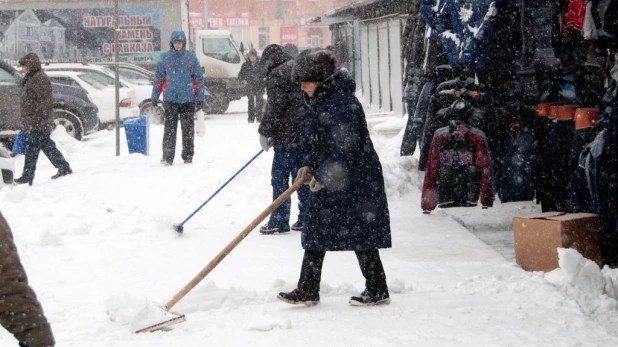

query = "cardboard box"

[{"left": 513, "top": 212, "right": 602, "bottom": 272}]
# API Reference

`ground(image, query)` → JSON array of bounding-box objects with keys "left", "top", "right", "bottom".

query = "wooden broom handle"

[{"left": 164, "top": 176, "right": 310, "bottom": 311}]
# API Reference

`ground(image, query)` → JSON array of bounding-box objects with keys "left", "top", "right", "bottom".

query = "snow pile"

[
  {"left": 375, "top": 129, "right": 424, "bottom": 197},
  {"left": 105, "top": 292, "right": 180, "bottom": 332},
  {"left": 545, "top": 249, "right": 618, "bottom": 330}
]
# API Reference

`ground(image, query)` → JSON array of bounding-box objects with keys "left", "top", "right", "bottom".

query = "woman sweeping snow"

[{"left": 277, "top": 49, "right": 392, "bottom": 307}]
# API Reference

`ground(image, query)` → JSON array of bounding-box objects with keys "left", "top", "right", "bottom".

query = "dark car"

[{"left": 0, "top": 60, "right": 99, "bottom": 144}]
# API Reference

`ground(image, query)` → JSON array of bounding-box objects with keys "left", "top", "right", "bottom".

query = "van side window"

[{"left": 203, "top": 38, "right": 240, "bottom": 64}]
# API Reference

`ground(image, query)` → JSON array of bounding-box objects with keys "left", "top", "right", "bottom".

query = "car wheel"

[
  {"left": 208, "top": 93, "right": 230, "bottom": 114},
  {"left": 53, "top": 108, "right": 84, "bottom": 141},
  {"left": 140, "top": 102, "right": 165, "bottom": 125}
]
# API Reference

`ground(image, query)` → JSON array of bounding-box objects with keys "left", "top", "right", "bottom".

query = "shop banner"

[
  {"left": 189, "top": 13, "right": 250, "bottom": 29},
  {"left": 0, "top": 8, "right": 161, "bottom": 66},
  {"left": 280, "top": 27, "right": 298, "bottom": 46}
]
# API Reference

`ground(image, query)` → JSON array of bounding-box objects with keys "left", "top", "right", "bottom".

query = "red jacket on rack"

[{"left": 421, "top": 124, "right": 493, "bottom": 211}]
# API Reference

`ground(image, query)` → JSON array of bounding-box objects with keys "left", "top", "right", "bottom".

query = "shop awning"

[{"left": 322, "top": 0, "right": 414, "bottom": 22}]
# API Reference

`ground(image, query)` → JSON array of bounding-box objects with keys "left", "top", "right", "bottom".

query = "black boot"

[
  {"left": 349, "top": 289, "right": 390, "bottom": 306},
  {"left": 51, "top": 167, "right": 72, "bottom": 180},
  {"left": 13, "top": 176, "right": 33, "bottom": 186},
  {"left": 277, "top": 288, "right": 319, "bottom": 306}
]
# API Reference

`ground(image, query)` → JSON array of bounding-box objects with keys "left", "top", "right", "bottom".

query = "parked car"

[
  {"left": 0, "top": 60, "right": 99, "bottom": 144},
  {"left": 98, "top": 62, "right": 154, "bottom": 85},
  {"left": 43, "top": 63, "right": 165, "bottom": 123},
  {"left": 45, "top": 70, "right": 140, "bottom": 126}
]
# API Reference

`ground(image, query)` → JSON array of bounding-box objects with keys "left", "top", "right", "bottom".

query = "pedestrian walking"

[
  {"left": 152, "top": 30, "right": 206, "bottom": 165},
  {"left": 257, "top": 44, "right": 310, "bottom": 234},
  {"left": 14, "top": 53, "right": 72, "bottom": 186},
  {"left": 0, "top": 211, "right": 55, "bottom": 347},
  {"left": 278, "top": 49, "right": 392, "bottom": 306},
  {"left": 238, "top": 48, "right": 264, "bottom": 123}
]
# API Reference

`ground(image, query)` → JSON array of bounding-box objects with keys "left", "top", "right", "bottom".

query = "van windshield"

[{"left": 202, "top": 37, "right": 240, "bottom": 64}]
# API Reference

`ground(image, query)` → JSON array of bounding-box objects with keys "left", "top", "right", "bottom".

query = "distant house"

[{"left": 0, "top": 9, "right": 66, "bottom": 60}]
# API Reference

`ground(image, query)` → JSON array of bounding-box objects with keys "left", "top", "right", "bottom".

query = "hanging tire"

[
  {"left": 208, "top": 92, "right": 230, "bottom": 114},
  {"left": 53, "top": 108, "right": 84, "bottom": 141},
  {"left": 140, "top": 102, "right": 165, "bottom": 125}
]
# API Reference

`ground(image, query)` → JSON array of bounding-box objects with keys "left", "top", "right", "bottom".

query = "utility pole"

[
  {"left": 114, "top": 0, "right": 120, "bottom": 156},
  {"left": 203, "top": 0, "right": 208, "bottom": 29}
]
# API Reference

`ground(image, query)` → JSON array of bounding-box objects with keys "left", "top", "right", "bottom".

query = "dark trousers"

[
  {"left": 268, "top": 147, "right": 309, "bottom": 228},
  {"left": 247, "top": 91, "right": 264, "bottom": 122},
  {"left": 162, "top": 102, "right": 194, "bottom": 163},
  {"left": 298, "top": 249, "right": 389, "bottom": 296},
  {"left": 600, "top": 212, "right": 618, "bottom": 266},
  {"left": 21, "top": 131, "right": 70, "bottom": 181}
]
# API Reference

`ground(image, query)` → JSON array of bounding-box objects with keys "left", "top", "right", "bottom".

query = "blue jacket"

[
  {"left": 152, "top": 31, "right": 205, "bottom": 104},
  {"left": 432, "top": 0, "right": 498, "bottom": 67}
]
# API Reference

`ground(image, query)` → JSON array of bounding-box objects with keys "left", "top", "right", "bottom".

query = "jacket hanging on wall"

[{"left": 421, "top": 120, "right": 494, "bottom": 211}]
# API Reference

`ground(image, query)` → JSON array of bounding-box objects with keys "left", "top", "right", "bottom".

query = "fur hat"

[
  {"left": 292, "top": 49, "right": 336, "bottom": 83},
  {"left": 18, "top": 53, "right": 41, "bottom": 71}
]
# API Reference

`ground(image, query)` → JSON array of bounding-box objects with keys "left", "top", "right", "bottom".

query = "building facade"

[{"left": 187, "top": 0, "right": 357, "bottom": 51}]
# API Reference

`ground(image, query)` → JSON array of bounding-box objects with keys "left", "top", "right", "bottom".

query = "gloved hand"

[
  {"left": 195, "top": 101, "right": 204, "bottom": 112},
  {"left": 259, "top": 134, "right": 273, "bottom": 152},
  {"left": 295, "top": 166, "right": 314, "bottom": 183},
  {"left": 309, "top": 177, "right": 323, "bottom": 192}
]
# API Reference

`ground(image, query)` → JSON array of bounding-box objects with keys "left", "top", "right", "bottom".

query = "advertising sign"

[
  {"left": 189, "top": 13, "right": 250, "bottom": 29},
  {"left": 280, "top": 27, "right": 298, "bottom": 46},
  {"left": 0, "top": 8, "right": 161, "bottom": 66}
]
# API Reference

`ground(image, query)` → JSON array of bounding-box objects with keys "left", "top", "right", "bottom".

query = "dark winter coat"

[
  {"left": 0, "top": 211, "right": 55, "bottom": 347},
  {"left": 499, "top": 131, "right": 537, "bottom": 203},
  {"left": 258, "top": 46, "right": 308, "bottom": 148},
  {"left": 302, "top": 70, "right": 391, "bottom": 251},
  {"left": 421, "top": 123, "right": 493, "bottom": 211},
  {"left": 566, "top": 127, "right": 597, "bottom": 213},
  {"left": 19, "top": 53, "right": 55, "bottom": 133},
  {"left": 151, "top": 31, "right": 205, "bottom": 104},
  {"left": 238, "top": 59, "right": 264, "bottom": 94}
]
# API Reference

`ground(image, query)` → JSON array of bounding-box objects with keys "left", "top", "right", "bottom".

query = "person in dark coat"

[
  {"left": 0, "top": 211, "right": 55, "bottom": 347},
  {"left": 152, "top": 30, "right": 205, "bottom": 165},
  {"left": 14, "top": 53, "right": 72, "bottom": 186},
  {"left": 238, "top": 48, "right": 264, "bottom": 123},
  {"left": 256, "top": 44, "right": 310, "bottom": 234},
  {"left": 277, "top": 49, "right": 392, "bottom": 307}
]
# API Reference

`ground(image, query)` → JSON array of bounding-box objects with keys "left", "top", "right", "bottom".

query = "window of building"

[
  {"left": 202, "top": 37, "right": 240, "bottom": 64},
  {"left": 258, "top": 27, "right": 269, "bottom": 50},
  {"left": 24, "top": 27, "right": 33, "bottom": 36},
  {"left": 310, "top": 35, "right": 321, "bottom": 48}
]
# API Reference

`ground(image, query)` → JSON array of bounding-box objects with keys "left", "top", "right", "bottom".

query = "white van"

[{"left": 194, "top": 29, "right": 247, "bottom": 114}]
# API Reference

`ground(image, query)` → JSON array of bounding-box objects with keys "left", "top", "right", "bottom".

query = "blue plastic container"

[
  {"left": 11, "top": 130, "right": 27, "bottom": 155},
  {"left": 123, "top": 116, "right": 149, "bottom": 155}
]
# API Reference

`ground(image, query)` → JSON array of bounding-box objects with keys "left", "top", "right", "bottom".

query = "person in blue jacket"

[{"left": 152, "top": 30, "right": 205, "bottom": 165}]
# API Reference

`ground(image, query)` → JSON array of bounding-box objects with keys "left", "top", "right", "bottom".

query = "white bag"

[{"left": 195, "top": 110, "right": 206, "bottom": 137}]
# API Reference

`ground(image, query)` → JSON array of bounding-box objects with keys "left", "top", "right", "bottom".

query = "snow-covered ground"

[{"left": 2, "top": 100, "right": 618, "bottom": 346}]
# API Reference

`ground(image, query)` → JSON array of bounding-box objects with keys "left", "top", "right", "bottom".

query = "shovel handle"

[{"left": 164, "top": 176, "right": 310, "bottom": 311}]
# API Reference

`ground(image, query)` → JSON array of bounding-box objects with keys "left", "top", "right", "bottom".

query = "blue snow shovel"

[{"left": 173, "top": 149, "right": 264, "bottom": 233}]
